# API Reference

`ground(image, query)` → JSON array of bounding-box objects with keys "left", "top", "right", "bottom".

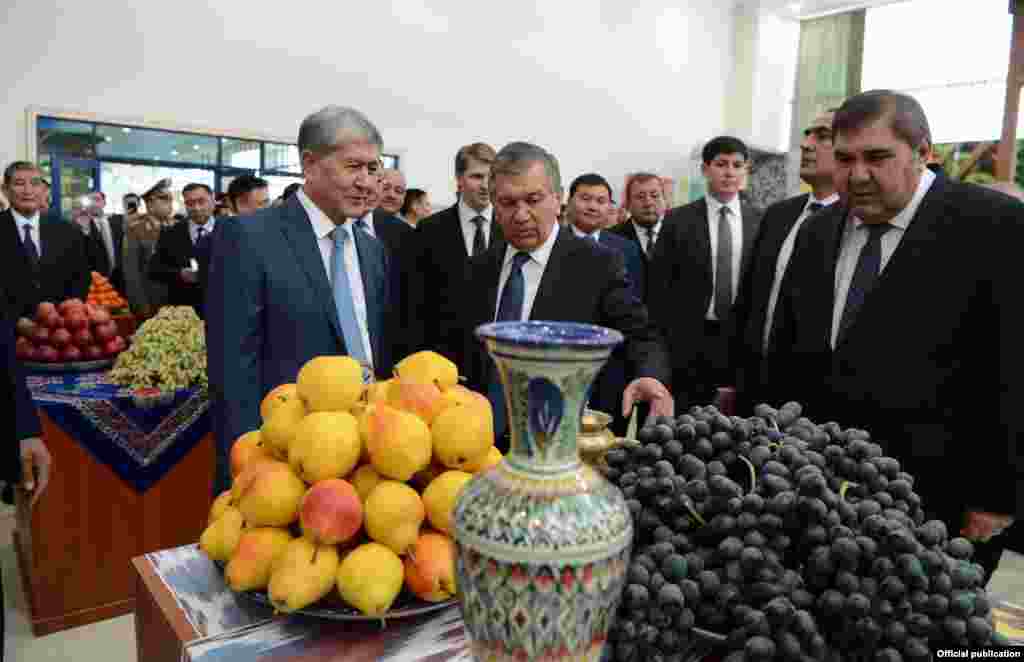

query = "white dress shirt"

[
  {"left": 630, "top": 218, "right": 661, "bottom": 255},
  {"left": 494, "top": 224, "right": 561, "bottom": 322},
  {"left": 831, "top": 168, "right": 935, "bottom": 348},
  {"left": 459, "top": 200, "right": 493, "bottom": 256},
  {"left": 93, "top": 214, "right": 116, "bottom": 269},
  {"left": 298, "top": 189, "right": 374, "bottom": 367},
  {"left": 571, "top": 226, "right": 601, "bottom": 242},
  {"left": 13, "top": 208, "right": 41, "bottom": 256},
  {"left": 762, "top": 193, "right": 840, "bottom": 349},
  {"left": 189, "top": 217, "right": 215, "bottom": 245},
  {"left": 705, "top": 194, "right": 744, "bottom": 321}
]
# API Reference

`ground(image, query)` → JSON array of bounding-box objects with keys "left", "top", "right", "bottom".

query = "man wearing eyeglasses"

[{"left": 206, "top": 106, "right": 397, "bottom": 495}]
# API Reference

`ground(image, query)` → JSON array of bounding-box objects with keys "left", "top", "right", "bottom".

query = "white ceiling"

[{"left": 745, "top": 0, "right": 908, "bottom": 19}]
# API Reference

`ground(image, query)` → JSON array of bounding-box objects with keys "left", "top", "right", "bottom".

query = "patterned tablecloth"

[
  {"left": 146, "top": 544, "right": 471, "bottom": 662},
  {"left": 26, "top": 369, "right": 210, "bottom": 492}
]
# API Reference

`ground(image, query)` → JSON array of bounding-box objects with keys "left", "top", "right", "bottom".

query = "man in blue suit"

[
  {"left": 564, "top": 173, "right": 647, "bottom": 433},
  {"left": 206, "top": 106, "right": 395, "bottom": 495}
]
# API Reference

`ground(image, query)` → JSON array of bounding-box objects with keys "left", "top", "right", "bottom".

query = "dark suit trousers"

[{"left": 675, "top": 320, "right": 732, "bottom": 410}]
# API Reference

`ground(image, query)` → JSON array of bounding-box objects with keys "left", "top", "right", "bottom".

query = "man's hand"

[
  {"left": 622, "top": 378, "right": 674, "bottom": 418},
  {"left": 20, "top": 437, "right": 52, "bottom": 508},
  {"left": 180, "top": 268, "right": 199, "bottom": 284},
  {"left": 962, "top": 510, "right": 1014, "bottom": 542}
]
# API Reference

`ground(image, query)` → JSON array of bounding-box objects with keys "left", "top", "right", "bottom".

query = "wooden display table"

[
  {"left": 14, "top": 411, "right": 214, "bottom": 635},
  {"left": 133, "top": 545, "right": 469, "bottom": 662}
]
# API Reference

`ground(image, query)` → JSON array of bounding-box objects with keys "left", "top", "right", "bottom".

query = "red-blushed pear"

[
  {"left": 83, "top": 345, "right": 104, "bottom": 361},
  {"left": 93, "top": 321, "right": 117, "bottom": 342},
  {"left": 36, "top": 345, "right": 58, "bottom": 362},
  {"left": 234, "top": 460, "right": 306, "bottom": 527},
  {"left": 14, "top": 337, "right": 35, "bottom": 361},
  {"left": 31, "top": 326, "right": 50, "bottom": 345},
  {"left": 386, "top": 377, "right": 446, "bottom": 425},
  {"left": 73, "top": 327, "right": 93, "bottom": 348},
  {"left": 50, "top": 328, "right": 72, "bottom": 347},
  {"left": 403, "top": 532, "right": 458, "bottom": 602},
  {"left": 299, "top": 479, "right": 363, "bottom": 545},
  {"left": 60, "top": 345, "right": 82, "bottom": 362},
  {"left": 35, "top": 302, "right": 56, "bottom": 321},
  {"left": 224, "top": 527, "right": 293, "bottom": 592},
  {"left": 230, "top": 431, "right": 273, "bottom": 478}
]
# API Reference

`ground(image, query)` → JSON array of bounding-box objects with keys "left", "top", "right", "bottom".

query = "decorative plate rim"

[
  {"left": 21, "top": 358, "right": 115, "bottom": 373},
  {"left": 475, "top": 321, "right": 625, "bottom": 348}
]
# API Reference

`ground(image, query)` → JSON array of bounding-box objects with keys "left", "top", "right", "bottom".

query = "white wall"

[{"left": 0, "top": 0, "right": 738, "bottom": 206}]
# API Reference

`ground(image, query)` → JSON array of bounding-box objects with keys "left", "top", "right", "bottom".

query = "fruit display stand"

[
  {"left": 132, "top": 544, "right": 469, "bottom": 662},
  {"left": 16, "top": 369, "right": 214, "bottom": 635}
]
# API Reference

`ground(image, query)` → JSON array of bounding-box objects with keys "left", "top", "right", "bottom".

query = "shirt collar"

[
  {"left": 706, "top": 193, "right": 741, "bottom": 217},
  {"left": 12, "top": 208, "right": 40, "bottom": 228},
  {"left": 503, "top": 223, "right": 560, "bottom": 270},
  {"left": 571, "top": 225, "right": 601, "bottom": 241},
  {"left": 297, "top": 188, "right": 343, "bottom": 240},
  {"left": 190, "top": 217, "right": 215, "bottom": 233},
  {"left": 631, "top": 218, "right": 661, "bottom": 236},
  {"left": 851, "top": 168, "right": 935, "bottom": 233},
  {"left": 459, "top": 199, "right": 492, "bottom": 224},
  {"left": 356, "top": 210, "right": 376, "bottom": 236},
  {"left": 807, "top": 192, "right": 840, "bottom": 212}
]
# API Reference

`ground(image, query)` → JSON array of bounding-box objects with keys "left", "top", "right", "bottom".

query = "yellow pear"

[
  {"left": 432, "top": 395, "right": 494, "bottom": 470},
  {"left": 365, "top": 379, "right": 391, "bottom": 404},
  {"left": 421, "top": 471, "right": 474, "bottom": 537},
  {"left": 357, "top": 404, "right": 375, "bottom": 465},
  {"left": 439, "top": 384, "right": 478, "bottom": 410},
  {"left": 209, "top": 490, "right": 235, "bottom": 524},
  {"left": 404, "top": 532, "right": 458, "bottom": 602},
  {"left": 260, "top": 398, "right": 307, "bottom": 459},
  {"left": 364, "top": 481, "right": 425, "bottom": 555},
  {"left": 261, "top": 383, "right": 300, "bottom": 421},
  {"left": 365, "top": 404, "right": 432, "bottom": 481},
  {"left": 236, "top": 461, "right": 306, "bottom": 527},
  {"left": 199, "top": 506, "right": 245, "bottom": 562},
  {"left": 337, "top": 542, "right": 404, "bottom": 616},
  {"left": 462, "top": 445, "right": 503, "bottom": 473},
  {"left": 288, "top": 411, "right": 361, "bottom": 483},
  {"left": 267, "top": 538, "right": 340, "bottom": 613},
  {"left": 350, "top": 464, "right": 383, "bottom": 503},
  {"left": 225, "top": 527, "right": 293, "bottom": 592},
  {"left": 386, "top": 377, "right": 446, "bottom": 425},
  {"left": 394, "top": 351, "right": 458, "bottom": 390},
  {"left": 297, "top": 356, "right": 364, "bottom": 412}
]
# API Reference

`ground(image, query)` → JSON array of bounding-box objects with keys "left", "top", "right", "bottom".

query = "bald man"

[{"left": 378, "top": 169, "right": 407, "bottom": 216}]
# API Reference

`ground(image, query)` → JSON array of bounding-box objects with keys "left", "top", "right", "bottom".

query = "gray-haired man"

[{"left": 205, "top": 106, "right": 396, "bottom": 494}]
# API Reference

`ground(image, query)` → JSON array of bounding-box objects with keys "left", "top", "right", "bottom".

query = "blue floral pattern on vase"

[{"left": 527, "top": 377, "right": 563, "bottom": 456}]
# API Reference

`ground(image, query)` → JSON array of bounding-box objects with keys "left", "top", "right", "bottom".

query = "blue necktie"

[
  {"left": 331, "top": 226, "right": 369, "bottom": 365},
  {"left": 488, "top": 251, "right": 531, "bottom": 440},
  {"left": 22, "top": 224, "right": 39, "bottom": 270},
  {"left": 838, "top": 223, "right": 892, "bottom": 342}
]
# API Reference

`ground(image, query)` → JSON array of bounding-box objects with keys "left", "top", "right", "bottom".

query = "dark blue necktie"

[
  {"left": 488, "top": 251, "right": 531, "bottom": 439},
  {"left": 807, "top": 202, "right": 824, "bottom": 214},
  {"left": 22, "top": 224, "right": 39, "bottom": 270},
  {"left": 838, "top": 223, "right": 892, "bottom": 342}
]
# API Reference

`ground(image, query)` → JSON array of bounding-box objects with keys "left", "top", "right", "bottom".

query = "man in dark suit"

[
  {"left": 648, "top": 137, "right": 763, "bottom": 410},
  {"left": 611, "top": 172, "right": 669, "bottom": 269},
  {"left": 149, "top": 183, "right": 216, "bottom": 315},
  {"left": 773, "top": 90, "right": 1022, "bottom": 582},
  {"left": 564, "top": 172, "right": 647, "bottom": 432},
  {"left": 407, "top": 143, "right": 503, "bottom": 373},
  {"left": 227, "top": 174, "right": 270, "bottom": 216},
  {"left": 377, "top": 168, "right": 407, "bottom": 217},
  {"left": 206, "top": 106, "right": 395, "bottom": 495},
  {"left": 459, "top": 142, "right": 673, "bottom": 452},
  {"left": 2, "top": 161, "right": 91, "bottom": 317},
  {"left": 731, "top": 110, "right": 840, "bottom": 411},
  {"left": 89, "top": 192, "right": 124, "bottom": 289}
]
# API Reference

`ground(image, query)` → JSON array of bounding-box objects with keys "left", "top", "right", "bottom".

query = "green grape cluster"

[{"left": 109, "top": 306, "right": 208, "bottom": 391}]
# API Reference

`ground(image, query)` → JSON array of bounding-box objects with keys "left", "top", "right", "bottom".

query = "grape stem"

[
  {"left": 739, "top": 455, "right": 756, "bottom": 495},
  {"left": 839, "top": 480, "right": 859, "bottom": 501},
  {"left": 683, "top": 500, "right": 707, "bottom": 527}
]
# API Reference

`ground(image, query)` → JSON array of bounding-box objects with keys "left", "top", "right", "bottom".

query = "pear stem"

[{"left": 739, "top": 455, "right": 756, "bottom": 495}]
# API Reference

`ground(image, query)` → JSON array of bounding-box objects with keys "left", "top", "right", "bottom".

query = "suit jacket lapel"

[
  {"left": 692, "top": 199, "right": 712, "bottom": 290},
  {"left": 740, "top": 202, "right": 760, "bottom": 275},
  {"left": 5, "top": 210, "right": 31, "bottom": 272},
  {"left": 529, "top": 229, "right": 573, "bottom": 321},
  {"left": 353, "top": 226, "right": 385, "bottom": 368},
  {"left": 277, "top": 199, "right": 345, "bottom": 346}
]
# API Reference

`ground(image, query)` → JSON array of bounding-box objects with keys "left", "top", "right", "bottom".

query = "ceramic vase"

[{"left": 452, "top": 321, "right": 633, "bottom": 661}]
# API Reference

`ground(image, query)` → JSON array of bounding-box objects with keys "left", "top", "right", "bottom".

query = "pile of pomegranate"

[{"left": 16, "top": 299, "right": 127, "bottom": 363}]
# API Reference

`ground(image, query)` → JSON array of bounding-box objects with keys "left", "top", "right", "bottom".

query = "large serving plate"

[
  {"left": 21, "top": 358, "right": 114, "bottom": 373},
  {"left": 214, "top": 561, "right": 456, "bottom": 621}
]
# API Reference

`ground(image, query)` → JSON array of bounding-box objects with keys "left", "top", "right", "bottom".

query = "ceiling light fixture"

[{"left": 193, "top": 145, "right": 200, "bottom": 150}]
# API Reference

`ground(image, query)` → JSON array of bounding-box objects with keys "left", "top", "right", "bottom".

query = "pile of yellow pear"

[{"left": 199, "top": 351, "right": 501, "bottom": 616}]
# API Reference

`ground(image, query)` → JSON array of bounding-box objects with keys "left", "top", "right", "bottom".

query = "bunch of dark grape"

[{"left": 601, "top": 401, "right": 1006, "bottom": 662}]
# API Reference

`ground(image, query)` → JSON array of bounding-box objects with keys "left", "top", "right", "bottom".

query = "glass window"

[
  {"left": 101, "top": 163, "right": 214, "bottom": 215},
  {"left": 223, "top": 138, "right": 261, "bottom": 170},
  {"left": 37, "top": 117, "right": 98, "bottom": 158},
  {"left": 96, "top": 125, "right": 219, "bottom": 165},
  {"left": 264, "top": 142, "right": 301, "bottom": 174},
  {"left": 382, "top": 154, "right": 399, "bottom": 169}
]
